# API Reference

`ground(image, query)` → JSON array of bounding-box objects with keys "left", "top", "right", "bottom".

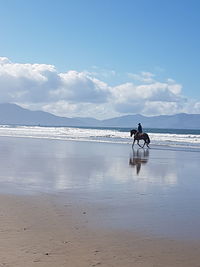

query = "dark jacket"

[{"left": 138, "top": 124, "right": 142, "bottom": 133}]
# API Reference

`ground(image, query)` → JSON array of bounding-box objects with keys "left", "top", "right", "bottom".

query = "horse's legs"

[
  {"left": 145, "top": 140, "right": 150, "bottom": 148},
  {"left": 137, "top": 140, "right": 143, "bottom": 148},
  {"left": 132, "top": 139, "right": 135, "bottom": 148}
]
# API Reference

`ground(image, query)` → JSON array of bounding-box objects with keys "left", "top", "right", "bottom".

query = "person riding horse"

[{"left": 130, "top": 123, "right": 150, "bottom": 148}]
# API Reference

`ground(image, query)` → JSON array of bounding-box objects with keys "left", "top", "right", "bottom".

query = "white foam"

[{"left": 0, "top": 125, "right": 200, "bottom": 149}]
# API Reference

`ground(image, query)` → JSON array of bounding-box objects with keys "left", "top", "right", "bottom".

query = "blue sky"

[{"left": 0, "top": 0, "right": 200, "bottom": 118}]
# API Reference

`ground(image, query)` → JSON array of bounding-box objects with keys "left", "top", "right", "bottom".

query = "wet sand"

[{"left": 0, "top": 137, "right": 200, "bottom": 266}]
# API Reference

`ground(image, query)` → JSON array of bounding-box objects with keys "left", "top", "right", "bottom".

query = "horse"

[{"left": 130, "top": 129, "right": 150, "bottom": 148}]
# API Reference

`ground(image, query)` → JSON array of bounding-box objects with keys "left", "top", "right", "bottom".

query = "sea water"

[{"left": 0, "top": 124, "right": 200, "bottom": 150}]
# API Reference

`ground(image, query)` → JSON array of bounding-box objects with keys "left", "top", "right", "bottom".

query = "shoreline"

[
  {"left": 0, "top": 134, "right": 200, "bottom": 154},
  {"left": 0, "top": 125, "right": 200, "bottom": 152}
]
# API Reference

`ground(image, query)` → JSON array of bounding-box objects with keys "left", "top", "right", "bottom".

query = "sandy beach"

[{"left": 0, "top": 137, "right": 200, "bottom": 266}]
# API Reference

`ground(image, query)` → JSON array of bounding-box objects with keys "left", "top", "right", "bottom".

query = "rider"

[{"left": 137, "top": 123, "right": 143, "bottom": 134}]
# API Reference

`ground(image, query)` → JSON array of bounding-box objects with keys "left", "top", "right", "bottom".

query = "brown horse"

[{"left": 130, "top": 129, "right": 150, "bottom": 148}]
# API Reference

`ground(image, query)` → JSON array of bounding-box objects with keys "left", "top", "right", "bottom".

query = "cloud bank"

[{"left": 0, "top": 57, "right": 199, "bottom": 119}]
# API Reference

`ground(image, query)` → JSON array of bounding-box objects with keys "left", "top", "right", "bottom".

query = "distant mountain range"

[{"left": 0, "top": 103, "right": 200, "bottom": 129}]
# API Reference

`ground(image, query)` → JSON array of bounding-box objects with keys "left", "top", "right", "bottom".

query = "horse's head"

[{"left": 130, "top": 129, "right": 137, "bottom": 137}]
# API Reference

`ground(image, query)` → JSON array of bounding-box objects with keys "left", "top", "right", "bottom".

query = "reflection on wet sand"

[
  {"left": 1, "top": 137, "right": 200, "bottom": 241},
  {"left": 0, "top": 137, "right": 180, "bottom": 193},
  {"left": 129, "top": 148, "right": 149, "bottom": 175}
]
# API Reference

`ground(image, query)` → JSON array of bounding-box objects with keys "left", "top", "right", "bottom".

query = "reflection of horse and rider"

[
  {"left": 130, "top": 123, "right": 150, "bottom": 148},
  {"left": 129, "top": 148, "right": 149, "bottom": 175}
]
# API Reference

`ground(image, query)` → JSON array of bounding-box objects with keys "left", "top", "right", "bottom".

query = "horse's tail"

[{"left": 147, "top": 134, "right": 150, "bottom": 144}]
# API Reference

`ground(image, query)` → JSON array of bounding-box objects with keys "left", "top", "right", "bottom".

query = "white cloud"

[
  {"left": 0, "top": 57, "right": 199, "bottom": 118},
  {"left": 40, "top": 101, "right": 119, "bottom": 119},
  {"left": 89, "top": 66, "right": 116, "bottom": 79},
  {"left": 0, "top": 57, "right": 11, "bottom": 64},
  {"left": 0, "top": 58, "right": 110, "bottom": 105},
  {"left": 110, "top": 79, "right": 184, "bottom": 115},
  {"left": 143, "top": 101, "right": 181, "bottom": 115},
  {"left": 54, "top": 70, "right": 110, "bottom": 103},
  {"left": 0, "top": 59, "right": 58, "bottom": 103},
  {"left": 128, "top": 71, "right": 155, "bottom": 83}
]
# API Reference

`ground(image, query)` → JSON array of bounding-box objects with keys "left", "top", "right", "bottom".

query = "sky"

[{"left": 0, "top": 0, "right": 200, "bottom": 119}]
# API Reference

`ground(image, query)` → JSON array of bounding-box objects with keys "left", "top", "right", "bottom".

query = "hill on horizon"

[{"left": 0, "top": 103, "right": 200, "bottom": 129}]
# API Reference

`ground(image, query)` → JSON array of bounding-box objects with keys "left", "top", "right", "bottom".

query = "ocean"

[{"left": 0, "top": 124, "right": 200, "bottom": 151}]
